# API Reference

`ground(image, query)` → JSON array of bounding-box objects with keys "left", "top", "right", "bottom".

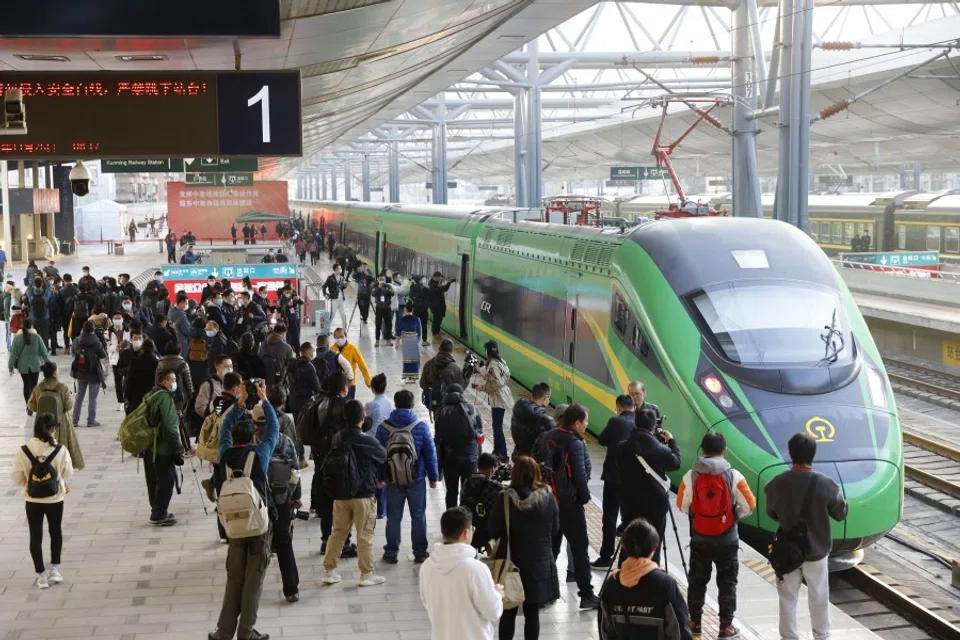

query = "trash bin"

[
  {"left": 59, "top": 241, "right": 73, "bottom": 255},
  {"left": 114, "top": 240, "right": 125, "bottom": 256}
]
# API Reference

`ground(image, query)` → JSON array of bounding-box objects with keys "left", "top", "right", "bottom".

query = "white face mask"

[
  {"left": 132, "top": 340, "right": 143, "bottom": 349},
  {"left": 169, "top": 381, "right": 178, "bottom": 393},
  {"left": 335, "top": 337, "right": 347, "bottom": 347},
  {"left": 122, "top": 304, "right": 132, "bottom": 311},
  {"left": 113, "top": 319, "right": 123, "bottom": 327}
]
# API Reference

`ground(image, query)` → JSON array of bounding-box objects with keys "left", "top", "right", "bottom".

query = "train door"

[
  {"left": 563, "top": 272, "right": 582, "bottom": 404},
  {"left": 458, "top": 253, "right": 470, "bottom": 340}
]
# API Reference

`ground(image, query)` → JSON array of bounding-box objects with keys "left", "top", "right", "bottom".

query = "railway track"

[
  {"left": 902, "top": 430, "right": 960, "bottom": 502},
  {"left": 884, "top": 355, "right": 960, "bottom": 405}
]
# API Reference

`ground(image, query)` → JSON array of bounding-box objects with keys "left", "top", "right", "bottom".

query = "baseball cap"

[{"left": 252, "top": 405, "right": 266, "bottom": 424}]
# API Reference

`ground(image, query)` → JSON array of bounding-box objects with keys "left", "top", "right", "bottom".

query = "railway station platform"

[{"left": 0, "top": 241, "right": 882, "bottom": 640}]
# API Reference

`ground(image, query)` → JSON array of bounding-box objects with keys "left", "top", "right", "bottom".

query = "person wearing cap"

[
  {"left": 253, "top": 403, "right": 303, "bottom": 603},
  {"left": 419, "top": 338, "right": 464, "bottom": 416},
  {"left": 426, "top": 271, "right": 455, "bottom": 340},
  {"left": 209, "top": 379, "right": 278, "bottom": 640}
]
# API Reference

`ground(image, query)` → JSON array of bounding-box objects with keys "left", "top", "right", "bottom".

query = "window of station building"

[
  {"left": 809, "top": 221, "right": 819, "bottom": 241},
  {"left": 945, "top": 227, "right": 959, "bottom": 254},
  {"left": 926, "top": 226, "right": 941, "bottom": 251},
  {"left": 843, "top": 222, "right": 856, "bottom": 244},
  {"left": 832, "top": 222, "right": 843, "bottom": 245},
  {"left": 897, "top": 224, "right": 907, "bottom": 249}
]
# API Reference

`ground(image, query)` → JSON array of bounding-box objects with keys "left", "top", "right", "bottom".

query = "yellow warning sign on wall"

[{"left": 942, "top": 340, "right": 960, "bottom": 368}]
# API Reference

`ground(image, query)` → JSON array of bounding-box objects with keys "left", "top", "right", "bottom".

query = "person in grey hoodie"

[
  {"left": 676, "top": 433, "right": 756, "bottom": 638},
  {"left": 168, "top": 293, "right": 192, "bottom": 358},
  {"left": 764, "top": 432, "right": 848, "bottom": 640}
]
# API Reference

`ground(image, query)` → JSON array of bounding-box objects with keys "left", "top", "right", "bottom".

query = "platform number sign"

[{"left": 217, "top": 72, "right": 301, "bottom": 156}]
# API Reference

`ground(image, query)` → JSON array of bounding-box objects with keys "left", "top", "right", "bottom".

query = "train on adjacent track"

[
  {"left": 615, "top": 190, "right": 960, "bottom": 256},
  {"left": 292, "top": 198, "right": 903, "bottom": 565}
]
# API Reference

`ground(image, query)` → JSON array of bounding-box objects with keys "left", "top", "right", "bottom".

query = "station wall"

[{"left": 167, "top": 181, "right": 289, "bottom": 241}]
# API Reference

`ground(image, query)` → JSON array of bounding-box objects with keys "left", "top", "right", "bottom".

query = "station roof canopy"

[{"left": 0, "top": 0, "right": 598, "bottom": 176}]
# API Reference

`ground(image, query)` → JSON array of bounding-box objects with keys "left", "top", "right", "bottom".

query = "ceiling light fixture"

[
  {"left": 115, "top": 54, "right": 168, "bottom": 62},
  {"left": 16, "top": 54, "right": 70, "bottom": 62}
]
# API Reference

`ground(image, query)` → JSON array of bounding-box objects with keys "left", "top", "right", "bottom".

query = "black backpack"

[
  {"left": 262, "top": 348, "right": 286, "bottom": 388},
  {"left": 768, "top": 475, "right": 820, "bottom": 580},
  {"left": 21, "top": 444, "right": 63, "bottom": 499},
  {"left": 30, "top": 293, "right": 48, "bottom": 318},
  {"left": 268, "top": 453, "right": 296, "bottom": 504},
  {"left": 72, "top": 296, "right": 89, "bottom": 319},
  {"left": 71, "top": 344, "right": 91, "bottom": 376},
  {"left": 320, "top": 431, "right": 361, "bottom": 500}
]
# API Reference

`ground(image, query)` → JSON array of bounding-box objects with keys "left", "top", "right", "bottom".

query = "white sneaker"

[
  {"left": 358, "top": 572, "right": 385, "bottom": 587},
  {"left": 47, "top": 567, "right": 63, "bottom": 584},
  {"left": 35, "top": 573, "right": 49, "bottom": 589},
  {"left": 322, "top": 570, "right": 342, "bottom": 584}
]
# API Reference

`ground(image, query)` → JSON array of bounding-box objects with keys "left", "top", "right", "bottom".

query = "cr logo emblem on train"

[
  {"left": 480, "top": 301, "right": 492, "bottom": 314},
  {"left": 805, "top": 416, "right": 836, "bottom": 443}
]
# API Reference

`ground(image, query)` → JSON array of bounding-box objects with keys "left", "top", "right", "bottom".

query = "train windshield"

[{"left": 690, "top": 281, "right": 852, "bottom": 367}]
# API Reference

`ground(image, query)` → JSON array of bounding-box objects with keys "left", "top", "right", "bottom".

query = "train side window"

[
  {"left": 631, "top": 324, "right": 651, "bottom": 358},
  {"left": 897, "top": 225, "right": 906, "bottom": 249},
  {"left": 810, "top": 221, "right": 819, "bottom": 241},
  {"left": 926, "top": 226, "right": 941, "bottom": 251},
  {"left": 611, "top": 291, "right": 651, "bottom": 360},
  {"left": 832, "top": 222, "right": 843, "bottom": 245},
  {"left": 613, "top": 294, "right": 629, "bottom": 336},
  {"left": 946, "top": 228, "right": 960, "bottom": 254}
]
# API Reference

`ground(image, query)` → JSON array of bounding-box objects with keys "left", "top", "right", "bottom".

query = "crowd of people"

[{"left": 3, "top": 249, "right": 849, "bottom": 640}]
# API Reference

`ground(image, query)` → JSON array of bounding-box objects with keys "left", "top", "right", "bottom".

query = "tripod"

[{"left": 636, "top": 454, "right": 689, "bottom": 577}]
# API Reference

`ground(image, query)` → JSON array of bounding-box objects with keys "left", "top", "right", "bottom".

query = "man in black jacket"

[
  {"left": 599, "top": 518, "right": 692, "bottom": 640},
  {"left": 287, "top": 341, "right": 321, "bottom": 417},
  {"left": 419, "top": 339, "right": 463, "bottom": 414},
  {"left": 595, "top": 394, "right": 636, "bottom": 567},
  {"left": 628, "top": 380, "right": 661, "bottom": 421},
  {"left": 433, "top": 384, "right": 483, "bottom": 508},
  {"left": 534, "top": 403, "right": 599, "bottom": 610},
  {"left": 408, "top": 276, "right": 430, "bottom": 345},
  {"left": 617, "top": 407, "right": 681, "bottom": 565},
  {"left": 321, "top": 399, "right": 387, "bottom": 587},
  {"left": 322, "top": 263, "right": 348, "bottom": 330},
  {"left": 510, "top": 382, "right": 554, "bottom": 458},
  {"left": 426, "top": 271, "right": 454, "bottom": 339}
]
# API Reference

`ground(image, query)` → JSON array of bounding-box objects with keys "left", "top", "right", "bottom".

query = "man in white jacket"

[{"left": 419, "top": 507, "right": 504, "bottom": 640}]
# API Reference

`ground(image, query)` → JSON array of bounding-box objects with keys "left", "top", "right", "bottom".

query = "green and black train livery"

[{"left": 296, "top": 200, "right": 903, "bottom": 562}]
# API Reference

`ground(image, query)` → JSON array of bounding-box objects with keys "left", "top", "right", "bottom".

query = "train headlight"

[
  {"left": 700, "top": 372, "right": 739, "bottom": 414},
  {"left": 866, "top": 366, "right": 888, "bottom": 410}
]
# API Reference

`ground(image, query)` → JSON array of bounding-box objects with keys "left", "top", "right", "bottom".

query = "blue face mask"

[
  {"left": 169, "top": 381, "right": 178, "bottom": 393},
  {"left": 205, "top": 330, "right": 217, "bottom": 338}
]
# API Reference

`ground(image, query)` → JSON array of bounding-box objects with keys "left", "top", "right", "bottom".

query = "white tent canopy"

[{"left": 75, "top": 200, "right": 128, "bottom": 243}]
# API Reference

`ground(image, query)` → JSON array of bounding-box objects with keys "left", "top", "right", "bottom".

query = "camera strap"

[{"left": 636, "top": 454, "right": 671, "bottom": 494}]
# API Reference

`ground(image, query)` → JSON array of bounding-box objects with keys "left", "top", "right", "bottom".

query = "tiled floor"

[{"left": 0, "top": 241, "right": 879, "bottom": 639}]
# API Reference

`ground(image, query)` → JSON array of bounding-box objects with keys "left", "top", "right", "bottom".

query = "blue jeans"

[
  {"left": 384, "top": 479, "right": 428, "bottom": 558},
  {"left": 72, "top": 378, "right": 100, "bottom": 424},
  {"left": 491, "top": 407, "right": 507, "bottom": 458},
  {"left": 394, "top": 308, "right": 404, "bottom": 337}
]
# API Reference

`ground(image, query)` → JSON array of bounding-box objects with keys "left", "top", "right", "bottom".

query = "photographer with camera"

[
  {"left": 617, "top": 407, "right": 681, "bottom": 564},
  {"left": 427, "top": 271, "right": 455, "bottom": 341}
]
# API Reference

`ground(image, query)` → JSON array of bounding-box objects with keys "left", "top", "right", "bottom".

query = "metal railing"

[{"left": 831, "top": 259, "right": 960, "bottom": 284}]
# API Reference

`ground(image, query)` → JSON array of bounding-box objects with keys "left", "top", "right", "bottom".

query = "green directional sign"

[
  {"left": 102, "top": 158, "right": 185, "bottom": 173},
  {"left": 185, "top": 172, "right": 254, "bottom": 187},
  {"left": 610, "top": 166, "right": 668, "bottom": 180},
  {"left": 184, "top": 157, "right": 258, "bottom": 173},
  {"left": 185, "top": 173, "right": 217, "bottom": 186},
  {"left": 842, "top": 251, "right": 939, "bottom": 267}
]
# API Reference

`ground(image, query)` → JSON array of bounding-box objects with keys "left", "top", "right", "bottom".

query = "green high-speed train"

[{"left": 295, "top": 200, "right": 903, "bottom": 564}]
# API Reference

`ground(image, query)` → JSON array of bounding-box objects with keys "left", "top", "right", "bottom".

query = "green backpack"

[{"left": 118, "top": 391, "right": 162, "bottom": 458}]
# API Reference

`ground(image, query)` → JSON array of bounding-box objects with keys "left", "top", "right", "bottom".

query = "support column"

[
  {"left": 1, "top": 161, "right": 10, "bottom": 261},
  {"left": 330, "top": 167, "right": 338, "bottom": 201},
  {"left": 773, "top": 0, "right": 794, "bottom": 225},
  {"left": 432, "top": 95, "right": 449, "bottom": 205},
  {"left": 513, "top": 90, "right": 529, "bottom": 206},
  {"left": 362, "top": 154, "right": 372, "bottom": 202},
  {"left": 343, "top": 161, "right": 352, "bottom": 201},
  {"left": 389, "top": 140, "right": 400, "bottom": 203},
  {"left": 321, "top": 171, "right": 328, "bottom": 200},
  {"left": 731, "top": 0, "right": 763, "bottom": 217},
  {"left": 526, "top": 39, "right": 542, "bottom": 207}
]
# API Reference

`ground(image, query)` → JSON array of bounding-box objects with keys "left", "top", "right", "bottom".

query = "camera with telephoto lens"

[
  {"left": 245, "top": 378, "right": 261, "bottom": 397},
  {"left": 294, "top": 510, "right": 310, "bottom": 521},
  {"left": 655, "top": 415, "right": 667, "bottom": 442},
  {"left": 462, "top": 351, "right": 480, "bottom": 381}
]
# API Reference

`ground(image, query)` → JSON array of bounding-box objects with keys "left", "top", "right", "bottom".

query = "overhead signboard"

[
  {"left": 186, "top": 172, "right": 254, "bottom": 186},
  {"left": 102, "top": 158, "right": 185, "bottom": 173},
  {"left": 842, "top": 251, "right": 938, "bottom": 268},
  {"left": 610, "top": 166, "right": 668, "bottom": 180},
  {"left": 425, "top": 181, "right": 458, "bottom": 189},
  {"left": 0, "top": 71, "right": 301, "bottom": 159},
  {"left": 606, "top": 180, "right": 636, "bottom": 187},
  {"left": 2, "top": 1, "right": 280, "bottom": 37},
  {"left": 818, "top": 175, "right": 854, "bottom": 186},
  {"left": 184, "top": 157, "right": 258, "bottom": 173},
  {"left": 162, "top": 263, "right": 297, "bottom": 302}
]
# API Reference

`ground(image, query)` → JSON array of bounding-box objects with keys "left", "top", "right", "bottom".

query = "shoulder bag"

[
  {"left": 483, "top": 490, "right": 525, "bottom": 610},
  {"left": 768, "top": 474, "right": 819, "bottom": 579}
]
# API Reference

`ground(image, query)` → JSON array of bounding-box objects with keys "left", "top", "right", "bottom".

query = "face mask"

[
  {"left": 335, "top": 337, "right": 347, "bottom": 347},
  {"left": 82, "top": 271, "right": 89, "bottom": 276},
  {"left": 113, "top": 319, "right": 123, "bottom": 327},
  {"left": 122, "top": 304, "right": 132, "bottom": 311},
  {"left": 208, "top": 281, "right": 215, "bottom": 286},
  {"left": 223, "top": 368, "right": 233, "bottom": 375},
  {"left": 215, "top": 299, "right": 223, "bottom": 306},
  {"left": 169, "top": 381, "right": 178, "bottom": 393},
  {"left": 205, "top": 330, "right": 217, "bottom": 338},
  {"left": 377, "top": 280, "right": 385, "bottom": 285},
  {"left": 132, "top": 340, "right": 143, "bottom": 349}
]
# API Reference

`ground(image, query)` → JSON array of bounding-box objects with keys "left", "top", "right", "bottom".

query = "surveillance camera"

[
  {"left": 0, "top": 88, "right": 26, "bottom": 135},
  {"left": 69, "top": 161, "right": 91, "bottom": 197}
]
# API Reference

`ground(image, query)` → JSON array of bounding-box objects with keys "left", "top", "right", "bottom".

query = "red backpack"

[{"left": 690, "top": 471, "right": 735, "bottom": 536}]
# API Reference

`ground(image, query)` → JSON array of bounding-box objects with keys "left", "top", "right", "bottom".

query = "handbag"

[
  {"left": 482, "top": 491, "right": 526, "bottom": 610},
  {"left": 768, "top": 474, "right": 819, "bottom": 580}
]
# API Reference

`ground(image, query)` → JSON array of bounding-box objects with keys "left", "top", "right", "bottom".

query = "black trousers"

[
  {"left": 553, "top": 500, "right": 594, "bottom": 598},
  {"left": 599, "top": 481, "right": 620, "bottom": 560},
  {"left": 499, "top": 602, "right": 541, "bottom": 640},
  {"left": 25, "top": 501, "right": 63, "bottom": 573},
  {"left": 688, "top": 540, "right": 739, "bottom": 625},
  {"left": 415, "top": 309, "right": 429, "bottom": 341},
  {"left": 311, "top": 456, "right": 334, "bottom": 540},
  {"left": 374, "top": 307, "right": 393, "bottom": 341},
  {"left": 113, "top": 365, "right": 126, "bottom": 403},
  {"left": 143, "top": 452, "right": 177, "bottom": 521},
  {"left": 358, "top": 296, "right": 370, "bottom": 322},
  {"left": 429, "top": 307, "right": 445, "bottom": 336},
  {"left": 272, "top": 503, "right": 300, "bottom": 597},
  {"left": 213, "top": 466, "right": 227, "bottom": 540},
  {"left": 442, "top": 458, "right": 477, "bottom": 509},
  {"left": 20, "top": 371, "right": 40, "bottom": 403}
]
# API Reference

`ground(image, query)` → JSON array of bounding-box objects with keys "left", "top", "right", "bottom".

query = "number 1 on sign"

[{"left": 247, "top": 85, "right": 271, "bottom": 144}]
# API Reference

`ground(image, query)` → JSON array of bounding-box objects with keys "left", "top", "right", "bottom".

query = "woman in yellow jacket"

[{"left": 332, "top": 327, "right": 370, "bottom": 399}]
